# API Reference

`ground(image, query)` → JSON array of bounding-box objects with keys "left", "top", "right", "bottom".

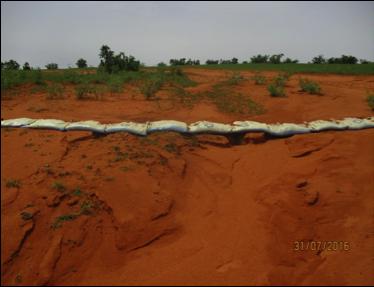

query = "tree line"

[{"left": 1, "top": 49, "right": 372, "bottom": 71}]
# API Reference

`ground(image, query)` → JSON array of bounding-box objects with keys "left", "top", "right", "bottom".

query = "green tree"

[
  {"left": 76, "top": 58, "right": 87, "bottom": 68},
  {"left": 45, "top": 63, "right": 58, "bottom": 70},
  {"left": 23, "top": 62, "right": 31, "bottom": 70}
]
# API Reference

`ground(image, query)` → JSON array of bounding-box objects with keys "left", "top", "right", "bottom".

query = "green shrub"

[
  {"left": 52, "top": 181, "right": 66, "bottom": 193},
  {"left": 46, "top": 83, "right": 65, "bottom": 99},
  {"left": 367, "top": 93, "right": 374, "bottom": 110},
  {"left": 274, "top": 72, "right": 292, "bottom": 87},
  {"left": 267, "top": 83, "right": 285, "bottom": 97},
  {"left": 6, "top": 179, "right": 21, "bottom": 188},
  {"left": 108, "top": 77, "right": 123, "bottom": 93},
  {"left": 226, "top": 72, "right": 244, "bottom": 85},
  {"left": 75, "top": 83, "right": 103, "bottom": 100},
  {"left": 32, "top": 69, "right": 45, "bottom": 85},
  {"left": 140, "top": 78, "right": 163, "bottom": 100},
  {"left": 62, "top": 69, "right": 81, "bottom": 84},
  {"left": 299, "top": 78, "right": 322, "bottom": 94},
  {"left": 251, "top": 72, "right": 266, "bottom": 85}
]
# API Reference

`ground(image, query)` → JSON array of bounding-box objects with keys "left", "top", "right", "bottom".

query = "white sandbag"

[
  {"left": 27, "top": 119, "right": 68, "bottom": 131},
  {"left": 148, "top": 120, "right": 188, "bottom": 133},
  {"left": 188, "top": 121, "right": 233, "bottom": 134},
  {"left": 1, "top": 118, "right": 36, "bottom": 127},
  {"left": 65, "top": 121, "right": 106, "bottom": 133},
  {"left": 232, "top": 121, "right": 269, "bottom": 133},
  {"left": 105, "top": 122, "right": 148, "bottom": 136},
  {"left": 338, "top": 117, "right": 374, "bottom": 130},
  {"left": 307, "top": 120, "right": 348, "bottom": 132},
  {"left": 266, "top": 123, "right": 311, "bottom": 136}
]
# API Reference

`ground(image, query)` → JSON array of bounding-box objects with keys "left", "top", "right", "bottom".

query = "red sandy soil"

[{"left": 1, "top": 69, "right": 374, "bottom": 285}]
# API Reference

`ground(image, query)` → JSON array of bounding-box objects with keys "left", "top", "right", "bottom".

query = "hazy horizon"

[{"left": 1, "top": 1, "right": 374, "bottom": 68}]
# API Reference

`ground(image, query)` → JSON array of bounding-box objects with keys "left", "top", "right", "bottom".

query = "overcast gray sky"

[{"left": 1, "top": 1, "right": 373, "bottom": 67}]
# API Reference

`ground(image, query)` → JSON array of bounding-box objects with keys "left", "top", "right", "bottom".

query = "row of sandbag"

[{"left": 1, "top": 117, "right": 374, "bottom": 137}]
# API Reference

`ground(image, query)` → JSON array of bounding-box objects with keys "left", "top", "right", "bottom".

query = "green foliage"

[
  {"left": 274, "top": 72, "right": 292, "bottom": 86},
  {"left": 140, "top": 77, "right": 163, "bottom": 100},
  {"left": 23, "top": 62, "right": 31, "bottom": 70},
  {"left": 20, "top": 211, "right": 33, "bottom": 221},
  {"left": 283, "top": 57, "right": 298, "bottom": 64},
  {"left": 1, "top": 59, "right": 20, "bottom": 70},
  {"left": 267, "top": 83, "right": 285, "bottom": 97},
  {"left": 33, "top": 69, "right": 45, "bottom": 85},
  {"left": 52, "top": 181, "right": 66, "bottom": 193},
  {"left": 225, "top": 72, "right": 244, "bottom": 85},
  {"left": 157, "top": 62, "right": 167, "bottom": 67},
  {"left": 72, "top": 187, "right": 83, "bottom": 196},
  {"left": 99, "top": 45, "right": 140, "bottom": 73},
  {"left": 169, "top": 58, "right": 200, "bottom": 65},
  {"left": 197, "top": 63, "right": 374, "bottom": 75},
  {"left": 108, "top": 77, "right": 123, "bottom": 93},
  {"left": 312, "top": 55, "right": 326, "bottom": 64},
  {"left": 206, "top": 82, "right": 265, "bottom": 115},
  {"left": 367, "top": 93, "right": 374, "bottom": 110},
  {"left": 299, "top": 78, "right": 322, "bottom": 94},
  {"left": 76, "top": 58, "right": 87, "bottom": 68},
  {"left": 51, "top": 214, "right": 78, "bottom": 229},
  {"left": 327, "top": 55, "right": 358, "bottom": 64},
  {"left": 6, "top": 179, "right": 21, "bottom": 188},
  {"left": 62, "top": 69, "right": 81, "bottom": 84},
  {"left": 206, "top": 59, "right": 219, "bottom": 65},
  {"left": 250, "top": 54, "right": 269, "bottom": 64},
  {"left": 45, "top": 63, "right": 58, "bottom": 70},
  {"left": 251, "top": 71, "right": 266, "bottom": 85},
  {"left": 46, "top": 83, "right": 65, "bottom": 99},
  {"left": 269, "top": 53, "right": 284, "bottom": 64},
  {"left": 75, "top": 83, "right": 104, "bottom": 100}
]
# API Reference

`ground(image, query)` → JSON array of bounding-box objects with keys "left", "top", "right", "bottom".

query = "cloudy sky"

[{"left": 1, "top": 1, "right": 373, "bottom": 67}]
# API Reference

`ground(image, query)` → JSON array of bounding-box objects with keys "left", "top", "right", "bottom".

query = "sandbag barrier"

[{"left": 1, "top": 117, "right": 374, "bottom": 145}]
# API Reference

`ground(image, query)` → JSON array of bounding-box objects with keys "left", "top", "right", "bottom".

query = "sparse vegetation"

[
  {"left": 20, "top": 211, "right": 33, "bottom": 221},
  {"left": 52, "top": 181, "right": 66, "bottom": 193},
  {"left": 225, "top": 72, "right": 244, "bottom": 85},
  {"left": 51, "top": 214, "right": 78, "bottom": 229},
  {"left": 299, "top": 78, "right": 322, "bottom": 95},
  {"left": 6, "top": 179, "right": 21, "bottom": 188},
  {"left": 274, "top": 72, "right": 292, "bottom": 87},
  {"left": 267, "top": 83, "right": 285, "bottom": 97},
  {"left": 72, "top": 187, "right": 83, "bottom": 196},
  {"left": 367, "top": 93, "right": 374, "bottom": 110},
  {"left": 251, "top": 71, "right": 266, "bottom": 85},
  {"left": 46, "top": 83, "right": 65, "bottom": 99}
]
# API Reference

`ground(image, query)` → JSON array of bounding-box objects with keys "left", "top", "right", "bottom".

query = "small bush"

[
  {"left": 108, "top": 77, "right": 123, "bottom": 93},
  {"left": 46, "top": 83, "right": 65, "bottom": 99},
  {"left": 226, "top": 72, "right": 244, "bottom": 85},
  {"left": 299, "top": 78, "right": 322, "bottom": 94},
  {"left": 367, "top": 93, "right": 374, "bottom": 110},
  {"left": 52, "top": 181, "right": 66, "bottom": 193},
  {"left": 274, "top": 72, "right": 292, "bottom": 87},
  {"left": 267, "top": 83, "right": 285, "bottom": 97},
  {"left": 251, "top": 72, "right": 266, "bottom": 85},
  {"left": 6, "top": 179, "right": 21, "bottom": 188},
  {"left": 51, "top": 214, "right": 77, "bottom": 229},
  {"left": 62, "top": 69, "right": 81, "bottom": 84},
  {"left": 75, "top": 83, "right": 104, "bottom": 100},
  {"left": 140, "top": 78, "right": 163, "bottom": 100}
]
